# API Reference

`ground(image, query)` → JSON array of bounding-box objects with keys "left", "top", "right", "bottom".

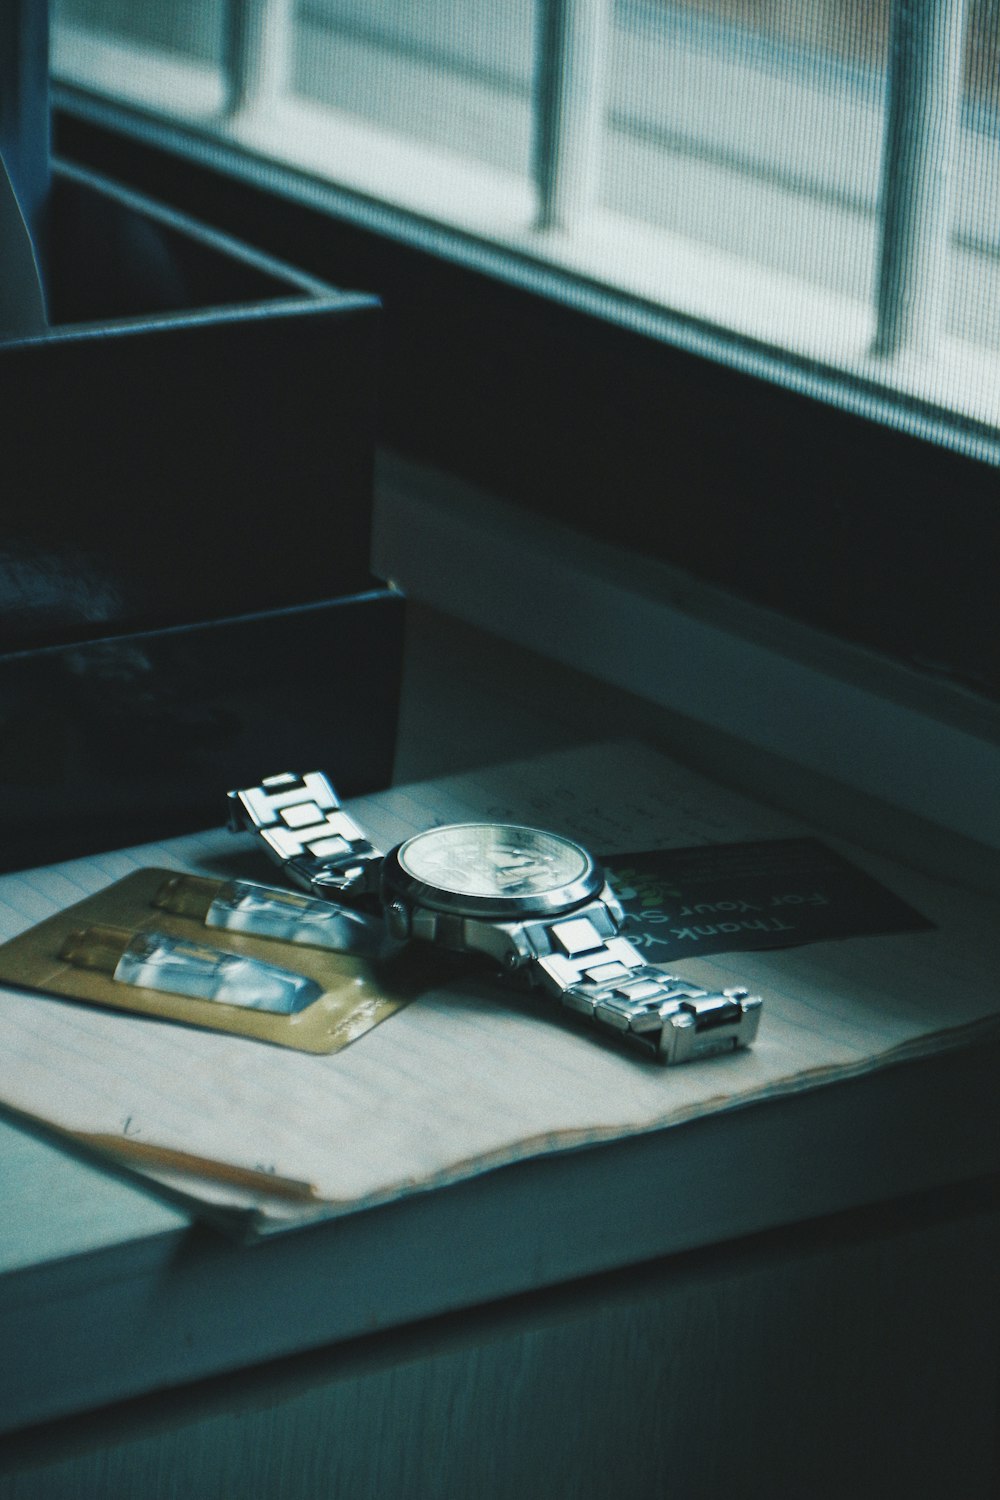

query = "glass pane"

[
  {"left": 954, "top": 0, "right": 1000, "bottom": 349},
  {"left": 606, "top": 1, "right": 887, "bottom": 304},
  {"left": 57, "top": 0, "right": 225, "bottom": 66},
  {"left": 292, "top": 0, "right": 534, "bottom": 176}
]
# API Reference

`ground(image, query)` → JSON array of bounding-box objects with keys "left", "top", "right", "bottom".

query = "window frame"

[{"left": 52, "top": 87, "right": 1000, "bottom": 707}]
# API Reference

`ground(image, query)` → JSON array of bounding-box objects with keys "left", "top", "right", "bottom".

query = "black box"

[
  {"left": 0, "top": 589, "right": 403, "bottom": 871},
  {"left": 0, "top": 161, "right": 401, "bottom": 870}
]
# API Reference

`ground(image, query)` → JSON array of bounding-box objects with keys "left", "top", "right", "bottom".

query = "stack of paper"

[{"left": 1, "top": 739, "right": 997, "bottom": 1237}]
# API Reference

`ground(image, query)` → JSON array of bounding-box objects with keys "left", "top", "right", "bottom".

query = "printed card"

[{"left": 606, "top": 838, "right": 932, "bottom": 963}]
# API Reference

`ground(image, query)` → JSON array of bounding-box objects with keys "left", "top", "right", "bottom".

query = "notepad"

[{"left": 1, "top": 738, "right": 998, "bottom": 1238}]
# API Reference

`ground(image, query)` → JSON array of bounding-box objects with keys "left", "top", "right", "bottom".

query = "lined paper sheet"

[{"left": 1, "top": 738, "right": 998, "bottom": 1236}]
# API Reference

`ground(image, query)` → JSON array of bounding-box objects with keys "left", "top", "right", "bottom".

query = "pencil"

[{"left": 79, "top": 1131, "right": 321, "bottom": 1202}]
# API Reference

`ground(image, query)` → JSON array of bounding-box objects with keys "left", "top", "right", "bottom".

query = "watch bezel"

[{"left": 380, "top": 822, "right": 605, "bottom": 921}]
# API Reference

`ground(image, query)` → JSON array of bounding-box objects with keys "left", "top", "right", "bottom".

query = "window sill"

[{"left": 376, "top": 450, "right": 1000, "bottom": 892}]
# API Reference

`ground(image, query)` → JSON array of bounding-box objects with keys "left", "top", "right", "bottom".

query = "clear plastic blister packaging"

[
  {"left": 0, "top": 868, "right": 432, "bottom": 1053},
  {"left": 153, "top": 874, "right": 395, "bottom": 958},
  {"left": 60, "top": 925, "right": 325, "bottom": 1015}
]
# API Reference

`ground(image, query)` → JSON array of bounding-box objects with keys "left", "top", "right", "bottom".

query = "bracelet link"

[
  {"left": 227, "top": 772, "right": 384, "bottom": 898},
  {"left": 534, "top": 912, "right": 761, "bottom": 1063}
]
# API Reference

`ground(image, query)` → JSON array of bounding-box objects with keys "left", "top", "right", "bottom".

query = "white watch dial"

[{"left": 397, "top": 824, "right": 589, "bottom": 899}]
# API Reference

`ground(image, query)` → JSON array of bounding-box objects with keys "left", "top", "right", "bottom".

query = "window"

[
  {"left": 43, "top": 0, "right": 1000, "bottom": 705},
  {"left": 52, "top": 0, "right": 1000, "bottom": 442}
]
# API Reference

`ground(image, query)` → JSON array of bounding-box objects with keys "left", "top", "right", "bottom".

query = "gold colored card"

[{"left": 0, "top": 868, "right": 433, "bottom": 1053}]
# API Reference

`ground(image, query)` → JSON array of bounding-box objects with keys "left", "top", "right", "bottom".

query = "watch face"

[{"left": 396, "top": 823, "right": 590, "bottom": 903}]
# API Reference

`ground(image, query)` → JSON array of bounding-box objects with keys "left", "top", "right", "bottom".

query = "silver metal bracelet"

[
  {"left": 534, "top": 913, "right": 762, "bottom": 1063},
  {"left": 227, "top": 772, "right": 384, "bottom": 898}
]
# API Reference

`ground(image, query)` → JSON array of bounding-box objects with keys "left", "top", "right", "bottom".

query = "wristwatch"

[{"left": 228, "top": 771, "right": 762, "bottom": 1064}]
